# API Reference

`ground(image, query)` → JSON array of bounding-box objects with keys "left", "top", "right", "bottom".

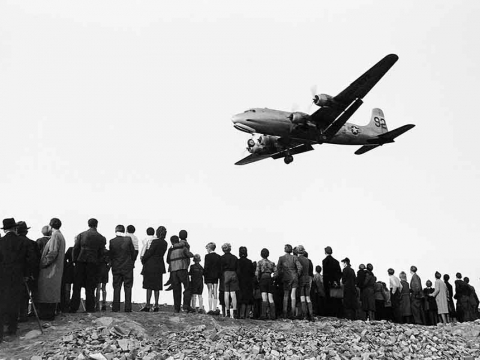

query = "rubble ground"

[{"left": 1, "top": 306, "right": 480, "bottom": 360}]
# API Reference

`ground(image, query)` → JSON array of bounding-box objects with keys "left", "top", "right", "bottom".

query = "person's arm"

[
  {"left": 41, "top": 234, "right": 59, "bottom": 268},
  {"left": 295, "top": 258, "right": 303, "bottom": 276}
]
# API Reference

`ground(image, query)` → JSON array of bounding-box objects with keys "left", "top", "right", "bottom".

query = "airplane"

[{"left": 231, "top": 54, "right": 415, "bottom": 165}]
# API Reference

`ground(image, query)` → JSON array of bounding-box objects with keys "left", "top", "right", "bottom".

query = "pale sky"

[{"left": 1, "top": 1, "right": 479, "bottom": 304}]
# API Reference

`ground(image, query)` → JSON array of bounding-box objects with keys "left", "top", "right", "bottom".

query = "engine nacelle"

[
  {"left": 313, "top": 93, "right": 334, "bottom": 107},
  {"left": 247, "top": 135, "right": 284, "bottom": 155},
  {"left": 288, "top": 112, "right": 310, "bottom": 125}
]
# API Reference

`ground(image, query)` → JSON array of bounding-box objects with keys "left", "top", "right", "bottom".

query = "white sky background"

[{"left": 1, "top": 1, "right": 479, "bottom": 305}]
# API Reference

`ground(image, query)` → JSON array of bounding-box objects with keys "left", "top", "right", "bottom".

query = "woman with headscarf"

[
  {"left": 399, "top": 271, "right": 412, "bottom": 323},
  {"left": 362, "top": 263, "right": 376, "bottom": 320},
  {"left": 140, "top": 226, "right": 167, "bottom": 312},
  {"left": 430, "top": 271, "right": 449, "bottom": 324},
  {"left": 236, "top": 246, "right": 255, "bottom": 319}
]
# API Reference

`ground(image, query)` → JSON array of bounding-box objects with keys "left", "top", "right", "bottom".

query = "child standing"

[
  {"left": 96, "top": 248, "right": 110, "bottom": 311},
  {"left": 190, "top": 254, "right": 205, "bottom": 313}
]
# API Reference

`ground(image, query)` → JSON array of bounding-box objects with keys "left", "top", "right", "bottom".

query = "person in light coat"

[
  {"left": 35, "top": 218, "right": 66, "bottom": 320},
  {"left": 429, "top": 271, "right": 449, "bottom": 324}
]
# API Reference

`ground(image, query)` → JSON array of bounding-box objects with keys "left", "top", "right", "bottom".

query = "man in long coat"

[
  {"left": 69, "top": 218, "right": 106, "bottom": 313},
  {"left": 409, "top": 265, "right": 425, "bottom": 325},
  {"left": 341, "top": 257, "right": 357, "bottom": 320},
  {"left": 35, "top": 218, "right": 66, "bottom": 320},
  {"left": 323, "top": 246, "right": 342, "bottom": 317},
  {"left": 0, "top": 218, "right": 35, "bottom": 342}
]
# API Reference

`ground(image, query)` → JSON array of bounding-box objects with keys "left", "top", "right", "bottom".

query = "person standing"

[
  {"left": 140, "top": 226, "right": 167, "bottom": 312},
  {"left": 410, "top": 265, "right": 425, "bottom": 325},
  {"left": 95, "top": 248, "right": 110, "bottom": 311},
  {"left": 341, "top": 257, "right": 357, "bottom": 320},
  {"left": 423, "top": 280, "right": 438, "bottom": 326},
  {"left": 220, "top": 243, "right": 239, "bottom": 318},
  {"left": 109, "top": 225, "right": 136, "bottom": 312},
  {"left": 388, "top": 268, "right": 402, "bottom": 323},
  {"left": 464, "top": 277, "right": 479, "bottom": 320},
  {"left": 0, "top": 218, "right": 34, "bottom": 342},
  {"left": 297, "top": 246, "right": 314, "bottom": 320},
  {"left": 255, "top": 248, "right": 277, "bottom": 320},
  {"left": 430, "top": 271, "right": 449, "bottom": 324},
  {"left": 36, "top": 218, "right": 66, "bottom": 320},
  {"left": 322, "top": 246, "right": 342, "bottom": 317},
  {"left": 312, "top": 265, "right": 326, "bottom": 316},
  {"left": 61, "top": 246, "right": 75, "bottom": 312},
  {"left": 443, "top": 274, "right": 456, "bottom": 321},
  {"left": 454, "top": 272, "right": 470, "bottom": 322},
  {"left": 277, "top": 244, "right": 302, "bottom": 319},
  {"left": 237, "top": 246, "right": 255, "bottom": 319},
  {"left": 167, "top": 235, "right": 194, "bottom": 313},
  {"left": 362, "top": 263, "right": 376, "bottom": 320},
  {"left": 204, "top": 242, "right": 221, "bottom": 315},
  {"left": 126, "top": 225, "right": 139, "bottom": 262},
  {"left": 399, "top": 271, "right": 412, "bottom": 323},
  {"left": 70, "top": 218, "right": 106, "bottom": 313},
  {"left": 36, "top": 225, "right": 52, "bottom": 256},
  {"left": 189, "top": 254, "right": 205, "bottom": 313}
]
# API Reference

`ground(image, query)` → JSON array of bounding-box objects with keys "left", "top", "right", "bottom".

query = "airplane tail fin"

[
  {"left": 366, "top": 108, "right": 388, "bottom": 135},
  {"left": 355, "top": 123, "right": 415, "bottom": 155}
]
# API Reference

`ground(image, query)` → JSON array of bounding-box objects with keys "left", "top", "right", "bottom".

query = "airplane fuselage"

[{"left": 232, "top": 108, "right": 380, "bottom": 146}]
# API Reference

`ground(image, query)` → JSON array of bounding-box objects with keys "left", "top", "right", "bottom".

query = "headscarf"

[{"left": 156, "top": 226, "right": 167, "bottom": 240}]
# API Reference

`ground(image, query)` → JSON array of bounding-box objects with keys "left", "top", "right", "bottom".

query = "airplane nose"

[{"left": 231, "top": 114, "right": 241, "bottom": 123}]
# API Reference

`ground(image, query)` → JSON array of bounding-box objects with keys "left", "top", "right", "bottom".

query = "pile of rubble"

[{"left": 30, "top": 316, "right": 480, "bottom": 360}]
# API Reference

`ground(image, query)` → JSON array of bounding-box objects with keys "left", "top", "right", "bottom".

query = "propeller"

[{"left": 309, "top": 85, "right": 318, "bottom": 112}]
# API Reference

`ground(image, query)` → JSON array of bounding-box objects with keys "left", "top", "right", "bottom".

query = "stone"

[{"left": 24, "top": 330, "right": 43, "bottom": 340}]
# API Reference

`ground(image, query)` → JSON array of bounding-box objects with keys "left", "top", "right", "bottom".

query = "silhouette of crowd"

[{"left": 1, "top": 217, "right": 479, "bottom": 343}]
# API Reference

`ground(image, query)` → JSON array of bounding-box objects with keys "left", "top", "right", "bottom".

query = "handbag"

[{"left": 330, "top": 285, "right": 344, "bottom": 299}]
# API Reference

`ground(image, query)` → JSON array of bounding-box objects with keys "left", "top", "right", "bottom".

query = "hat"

[
  {"left": 17, "top": 221, "right": 31, "bottom": 234},
  {"left": 297, "top": 245, "right": 306, "bottom": 255},
  {"left": 1, "top": 218, "right": 18, "bottom": 230},
  {"left": 341, "top": 257, "right": 350, "bottom": 265}
]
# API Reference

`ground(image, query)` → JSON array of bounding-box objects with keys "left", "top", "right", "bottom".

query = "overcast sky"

[{"left": 1, "top": 1, "right": 479, "bottom": 305}]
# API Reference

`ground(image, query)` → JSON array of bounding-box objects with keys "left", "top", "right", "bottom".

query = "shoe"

[
  {"left": 153, "top": 307, "right": 159, "bottom": 312},
  {"left": 124, "top": 309, "right": 132, "bottom": 313},
  {"left": 207, "top": 310, "right": 214, "bottom": 315},
  {"left": 140, "top": 306, "right": 151, "bottom": 312},
  {"left": 198, "top": 308, "right": 206, "bottom": 314},
  {"left": 183, "top": 306, "right": 196, "bottom": 313},
  {"left": 213, "top": 309, "right": 221, "bottom": 315},
  {"left": 101, "top": 305, "right": 107, "bottom": 311}
]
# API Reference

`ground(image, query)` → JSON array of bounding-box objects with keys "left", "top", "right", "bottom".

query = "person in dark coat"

[
  {"left": 423, "top": 280, "right": 438, "bottom": 326},
  {"left": 362, "top": 263, "right": 376, "bottom": 320},
  {"left": 312, "top": 265, "right": 326, "bottom": 316},
  {"left": 204, "top": 242, "right": 221, "bottom": 315},
  {"left": 140, "top": 226, "right": 167, "bottom": 312},
  {"left": 95, "top": 248, "right": 110, "bottom": 311},
  {"left": 0, "top": 218, "right": 35, "bottom": 342},
  {"left": 70, "top": 218, "right": 106, "bottom": 313},
  {"left": 61, "top": 246, "right": 75, "bottom": 312},
  {"left": 236, "top": 246, "right": 255, "bottom": 319},
  {"left": 167, "top": 235, "right": 194, "bottom": 313},
  {"left": 465, "top": 277, "right": 479, "bottom": 321},
  {"left": 110, "top": 225, "right": 136, "bottom": 312},
  {"left": 341, "top": 257, "right": 357, "bottom": 320},
  {"left": 16, "top": 221, "right": 40, "bottom": 322},
  {"left": 189, "top": 254, "right": 205, "bottom": 313},
  {"left": 443, "top": 274, "right": 456, "bottom": 321},
  {"left": 36, "top": 225, "right": 51, "bottom": 257},
  {"left": 297, "top": 245, "right": 314, "bottom": 320},
  {"left": 399, "top": 271, "right": 412, "bottom": 323},
  {"left": 220, "top": 243, "right": 239, "bottom": 318},
  {"left": 322, "top": 246, "right": 342, "bottom": 317},
  {"left": 410, "top": 265, "right": 426, "bottom": 325}
]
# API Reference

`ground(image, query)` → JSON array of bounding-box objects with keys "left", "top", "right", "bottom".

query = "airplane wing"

[
  {"left": 310, "top": 54, "right": 399, "bottom": 137},
  {"left": 235, "top": 143, "right": 314, "bottom": 165},
  {"left": 354, "top": 145, "right": 381, "bottom": 155}
]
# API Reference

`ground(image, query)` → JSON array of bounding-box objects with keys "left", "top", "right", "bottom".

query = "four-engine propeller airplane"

[{"left": 231, "top": 54, "right": 415, "bottom": 165}]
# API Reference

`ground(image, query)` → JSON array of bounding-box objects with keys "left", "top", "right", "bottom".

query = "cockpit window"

[{"left": 244, "top": 109, "right": 256, "bottom": 113}]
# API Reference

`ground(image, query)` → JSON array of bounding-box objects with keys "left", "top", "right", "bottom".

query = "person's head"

[
  {"left": 41, "top": 225, "right": 51, "bottom": 237},
  {"left": 221, "top": 243, "right": 231, "bottom": 253},
  {"left": 464, "top": 277, "right": 470, "bottom": 284},
  {"left": 146, "top": 227, "right": 155, "bottom": 236},
  {"left": 292, "top": 247, "right": 298, "bottom": 256},
  {"left": 443, "top": 274, "right": 450, "bottom": 282},
  {"left": 126, "top": 225, "right": 135, "bottom": 234},
  {"left": 435, "top": 271, "right": 441, "bottom": 280},
  {"left": 1, "top": 218, "right": 18, "bottom": 233},
  {"left": 304, "top": 251, "right": 309, "bottom": 258},
  {"left": 239, "top": 246, "right": 248, "bottom": 258},
  {"left": 325, "top": 246, "right": 333, "bottom": 255},
  {"left": 284, "top": 244, "right": 292, "bottom": 254},
  {"left": 156, "top": 226, "right": 167, "bottom": 240},
  {"left": 341, "top": 257, "right": 350, "bottom": 267},
  {"left": 456, "top": 272, "right": 462, "bottom": 279},
  {"left": 179, "top": 230, "right": 188, "bottom": 240},
  {"left": 297, "top": 245, "right": 306, "bottom": 256},
  {"left": 399, "top": 271, "right": 407, "bottom": 281},
  {"left": 205, "top": 242, "right": 216, "bottom": 252},
  {"left": 260, "top": 248, "right": 269, "bottom": 259},
  {"left": 315, "top": 265, "right": 322, "bottom": 273},
  {"left": 17, "top": 221, "right": 30, "bottom": 236},
  {"left": 410, "top": 265, "right": 417, "bottom": 274},
  {"left": 193, "top": 254, "right": 201, "bottom": 263},
  {"left": 50, "top": 218, "right": 62, "bottom": 230},
  {"left": 88, "top": 218, "right": 98, "bottom": 229},
  {"left": 359, "top": 264, "right": 365, "bottom": 270},
  {"left": 115, "top": 224, "right": 125, "bottom": 233},
  {"left": 367, "top": 263, "right": 373, "bottom": 271},
  {"left": 170, "top": 235, "right": 179, "bottom": 245},
  {"left": 388, "top": 268, "right": 395, "bottom": 276},
  {"left": 426, "top": 280, "right": 432, "bottom": 287}
]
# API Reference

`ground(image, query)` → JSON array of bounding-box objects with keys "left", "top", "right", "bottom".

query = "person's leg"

[
  {"left": 282, "top": 289, "right": 289, "bottom": 318},
  {"left": 191, "top": 294, "right": 197, "bottom": 309},
  {"left": 268, "top": 293, "right": 276, "bottom": 320},
  {"left": 179, "top": 270, "right": 193, "bottom": 312},
  {"left": 290, "top": 288, "right": 297, "bottom": 318},
  {"left": 112, "top": 274, "right": 121, "bottom": 312},
  {"left": 142, "top": 289, "right": 152, "bottom": 311},
  {"left": 85, "top": 263, "right": 99, "bottom": 312},
  {"left": 101, "top": 283, "right": 107, "bottom": 310},
  {"left": 154, "top": 291, "right": 160, "bottom": 309},
  {"left": 213, "top": 283, "right": 219, "bottom": 312},
  {"left": 124, "top": 271, "right": 133, "bottom": 312},
  {"left": 206, "top": 283, "right": 213, "bottom": 312},
  {"left": 69, "top": 262, "right": 85, "bottom": 312},
  {"left": 171, "top": 272, "right": 182, "bottom": 312},
  {"left": 95, "top": 283, "right": 101, "bottom": 311},
  {"left": 306, "top": 296, "right": 314, "bottom": 321}
]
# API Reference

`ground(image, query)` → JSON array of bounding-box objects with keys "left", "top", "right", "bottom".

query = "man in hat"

[
  {"left": 109, "top": 225, "right": 136, "bottom": 312},
  {"left": 35, "top": 218, "right": 66, "bottom": 320},
  {"left": 0, "top": 218, "right": 35, "bottom": 342},
  {"left": 16, "top": 221, "right": 40, "bottom": 322},
  {"left": 70, "top": 218, "right": 106, "bottom": 313},
  {"left": 322, "top": 246, "right": 342, "bottom": 316}
]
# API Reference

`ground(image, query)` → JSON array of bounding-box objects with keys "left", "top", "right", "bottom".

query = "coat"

[
  {"left": 36, "top": 229, "right": 66, "bottom": 303},
  {"left": 141, "top": 238, "right": 167, "bottom": 290},
  {"left": 237, "top": 257, "right": 255, "bottom": 304},
  {"left": 431, "top": 279, "right": 448, "bottom": 315},
  {"left": 322, "top": 255, "right": 342, "bottom": 292},
  {"left": 342, "top": 265, "right": 357, "bottom": 310},
  {"left": 73, "top": 228, "right": 106, "bottom": 263},
  {"left": 109, "top": 236, "right": 135, "bottom": 275},
  {"left": 204, "top": 252, "right": 222, "bottom": 283},
  {"left": 399, "top": 279, "right": 412, "bottom": 316}
]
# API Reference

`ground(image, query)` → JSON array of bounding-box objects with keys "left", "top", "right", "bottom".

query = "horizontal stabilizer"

[
  {"left": 377, "top": 124, "right": 415, "bottom": 143},
  {"left": 355, "top": 145, "right": 381, "bottom": 155}
]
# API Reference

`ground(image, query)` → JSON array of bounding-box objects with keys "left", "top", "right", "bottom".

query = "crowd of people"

[{"left": 1, "top": 217, "right": 479, "bottom": 344}]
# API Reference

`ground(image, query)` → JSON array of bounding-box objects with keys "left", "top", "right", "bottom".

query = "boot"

[
  {"left": 269, "top": 303, "right": 276, "bottom": 320},
  {"left": 233, "top": 309, "right": 239, "bottom": 319},
  {"left": 282, "top": 302, "right": 288, "bottom": 319},
  {"left": 260, "top": 301, "right": 268, "bottom": 320},
  {"left": 246, "top": 305, "right": 252, "bottom": 319},
  {"left": 307, "top": 302, "right": 315, "bottom": 322},
  {"left": 239, "top": 304, "right": 246, "bottom": 319},
  {"left": 301, "top": 302, "right": 307, "bottom": 320}
]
